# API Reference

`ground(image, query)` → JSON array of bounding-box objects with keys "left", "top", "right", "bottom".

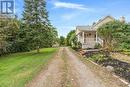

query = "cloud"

[
  {"left": 61, "top": 12, "right": 80, "bottom": 20},
  {"left": 53, "top": 1, "right": 88, "bottom": 10}
]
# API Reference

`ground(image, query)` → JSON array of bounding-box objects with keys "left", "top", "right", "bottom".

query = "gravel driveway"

[{"left": 26, "top": 47, "right": 127, "bottom": 87}]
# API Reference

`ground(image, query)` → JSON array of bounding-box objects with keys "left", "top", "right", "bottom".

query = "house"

[{"left": 76, "top": 16, "right": 125, "bottom": 49}]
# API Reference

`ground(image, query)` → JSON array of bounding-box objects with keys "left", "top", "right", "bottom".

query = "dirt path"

[
  {"left": 26, "top": 47, "right": 127, "bottom": 87},
  {"left": 64, "top": 47, "right": 127, "bottom": 87},
  {"left": 64, "top": 47, "right": 106, "bottom": 87},
  {"left": 26, "top": 48, "right": 65, "bottom": 87}
]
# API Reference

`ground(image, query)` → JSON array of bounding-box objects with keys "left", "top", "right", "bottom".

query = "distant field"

[{"left": 0, "top": 48, "right": 58, "bottom": 87}]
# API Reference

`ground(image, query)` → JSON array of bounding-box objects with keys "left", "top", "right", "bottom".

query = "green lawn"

[{"left": 0, "top": 48, "right": 58, "bottom": 87}]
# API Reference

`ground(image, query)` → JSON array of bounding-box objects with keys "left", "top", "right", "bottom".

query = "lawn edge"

[{"left": 24, "top": 48, "right": 59, "bottom": 87}]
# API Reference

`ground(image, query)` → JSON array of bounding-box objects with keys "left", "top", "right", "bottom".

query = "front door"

[{"left": 84, "top": 32, "right": 96, "bottom": 48}]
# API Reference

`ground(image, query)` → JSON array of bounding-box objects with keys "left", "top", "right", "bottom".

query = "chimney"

[{"left": 119, "top": 16, "right": 125, "bottom": 23}]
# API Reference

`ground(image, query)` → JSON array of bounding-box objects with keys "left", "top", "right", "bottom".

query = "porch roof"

[{"left": 76, "top": 26, "right": 96, "bottom": 32}]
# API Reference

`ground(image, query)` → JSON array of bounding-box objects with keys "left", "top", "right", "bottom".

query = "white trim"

[
  {"left": 96, "top": 32, "right": 98, "bottom": 42},
  {"left": 82, "top": 32, "right": 84, "bottom": 43},
  {"left": 78, "top": 34, "right": 80, "bottom": 42}
]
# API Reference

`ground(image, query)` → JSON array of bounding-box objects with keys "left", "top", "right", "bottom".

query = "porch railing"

[{"left": 97, "top": 37, "right": 103, "bottom": 46}]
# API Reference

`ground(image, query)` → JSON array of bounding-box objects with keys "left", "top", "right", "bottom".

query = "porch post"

[
  {"left": 96, "top": 31, "right": 98, "bottom": 43},
  {"left": 78, "top": 34, "right": 80, "bottom": 42},
  {"left": 82, "top": 32, "right": 84, "bottom": 43}
]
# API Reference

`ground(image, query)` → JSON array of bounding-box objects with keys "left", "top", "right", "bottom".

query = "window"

[
  {"left": 84, "top": 33, "right": 87, "bottom": 38},
  {"left": 95, "top": 34, "right": 96, "bottom": 40},
  {"left": 87, "top": 33, "right": 91, "bottom": 36},
  {"left": 89, "top": 33, "right": 91, "bottom": 36}
]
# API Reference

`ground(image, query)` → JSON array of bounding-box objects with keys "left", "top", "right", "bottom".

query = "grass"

[{"left": 0, "top": 48, "right": 58, "bottom": 87}]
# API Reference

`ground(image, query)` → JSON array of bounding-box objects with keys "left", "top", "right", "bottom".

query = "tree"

[
  {"left": 14, "top": 21, "right": 31, "bottom": 52},
  {"left": 6, "top": 18, "right": 19, "bottom": 52},
  {"left": 69, "top": 33, "right": 77, "bottom": 47},
  {"left": 97, "top": 21, "right": 130, "bottom": 52},
  {"left": 112, "top": 22, "right": 130, "bottom": 51},
  {"left": 0, "top": 16, "right": 8, "bottom": 54},
  {"left": 23, "top": 0, "right": 57, "bottom": 53},
  {"left": 0, "top": 0, "right": 58, "bottom": 55},
  {"left": 66, "top": 30, "right": 75, "bottom": 46},
  {"left": 59, "top": 36, "right": 65, "bottom": 46},
  {"left": 66, "top": 30, "right": 81, "bottom": 49},
  {"left": 0, "top": 15, "right": 19, "bottom": 54}
]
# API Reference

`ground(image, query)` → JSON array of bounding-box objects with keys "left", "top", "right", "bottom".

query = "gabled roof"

[
  {"left": 92, "top": 15, "right": 115, "bottom": 27},
  {"left": 76, "top": 15, "right": 115, "bottom": 32}
]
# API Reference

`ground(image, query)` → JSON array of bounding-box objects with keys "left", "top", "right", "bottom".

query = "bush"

[
  {"left": 88, "top": 53, "right": 108, "bottom": 63},
  {"left": 94, "top": 43, "right": 102, "bottom": 49}
]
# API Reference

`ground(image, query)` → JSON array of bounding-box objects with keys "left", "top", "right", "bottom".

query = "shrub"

[
  {"left": 94, "top": 43, "right": 102, "bottom": 49},
  {"left": 89, "top": 53, "right": 108, "bottom": 63}
]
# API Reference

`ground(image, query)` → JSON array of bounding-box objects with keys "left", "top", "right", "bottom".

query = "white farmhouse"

[{"left": 76, "top": 16, "right": 125, "bottom": 49}]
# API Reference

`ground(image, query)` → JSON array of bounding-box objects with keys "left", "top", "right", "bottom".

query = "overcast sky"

[{"left": 15, "top": 0, "right": 130, "bottom": 37}]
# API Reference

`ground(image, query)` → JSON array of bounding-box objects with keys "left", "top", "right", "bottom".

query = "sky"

[{"left": 15, "top": 0, "right": 130, "bottom": 37}]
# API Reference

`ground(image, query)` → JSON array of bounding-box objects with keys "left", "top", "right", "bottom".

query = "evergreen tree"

[
  {"left": 0, "top": 15, "right": 19, "bottom": 54},
  {"left": 23, "top": 0, "right": 57, "bottom": 53}
]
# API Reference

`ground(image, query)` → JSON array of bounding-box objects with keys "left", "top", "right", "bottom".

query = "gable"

[
  {"left": 93, "top": 16, "right": 115, "bottom": 29},
  {"left": 76, "top": 16, "right": 115, "bottom": 35}
]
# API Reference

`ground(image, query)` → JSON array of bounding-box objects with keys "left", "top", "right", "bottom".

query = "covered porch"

[{"left": 77, "top": 30, "right": 98, "bottom": 48}]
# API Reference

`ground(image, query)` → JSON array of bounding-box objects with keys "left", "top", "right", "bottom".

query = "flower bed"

[{"left": 88, "top": 53, "right": 130, "bottom": 82}]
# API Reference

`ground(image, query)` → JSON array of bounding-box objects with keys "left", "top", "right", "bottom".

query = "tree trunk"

[{"left": 37, "top": 46, "right": 40, "bottom": 53}]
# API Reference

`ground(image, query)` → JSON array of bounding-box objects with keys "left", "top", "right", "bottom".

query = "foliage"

[
  {"left": 59, "top": 36, "right": 66, "bottom": 46},
  {"left": 0, "top": 0, "right": 58, "bottom": 55},
  {"left": 0, "top": 48, "right": 57, "bottom": 87},
  {"left": 22, "top": 0, "right": 58, "bottom": 53},
  {"left": 0, "top": 16, "right": 19, "bottom": 54},
  {"left": 66, "top": 30, "right": 81, "bottom": 49},
  {"left": 66, "top": 30, "right": 75, "bottom": 46},
  {"left": 94, "top": 43, "right": 102, "bottom": 49},
  {"left": 69, "top": 33, "right": 81, "bottom": 48},
  {"left": 97, "top": 21, "right": 130, "bottom": 52},
  {"left": 88, "top": 53, "right": 107, "bottom": 63}
]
